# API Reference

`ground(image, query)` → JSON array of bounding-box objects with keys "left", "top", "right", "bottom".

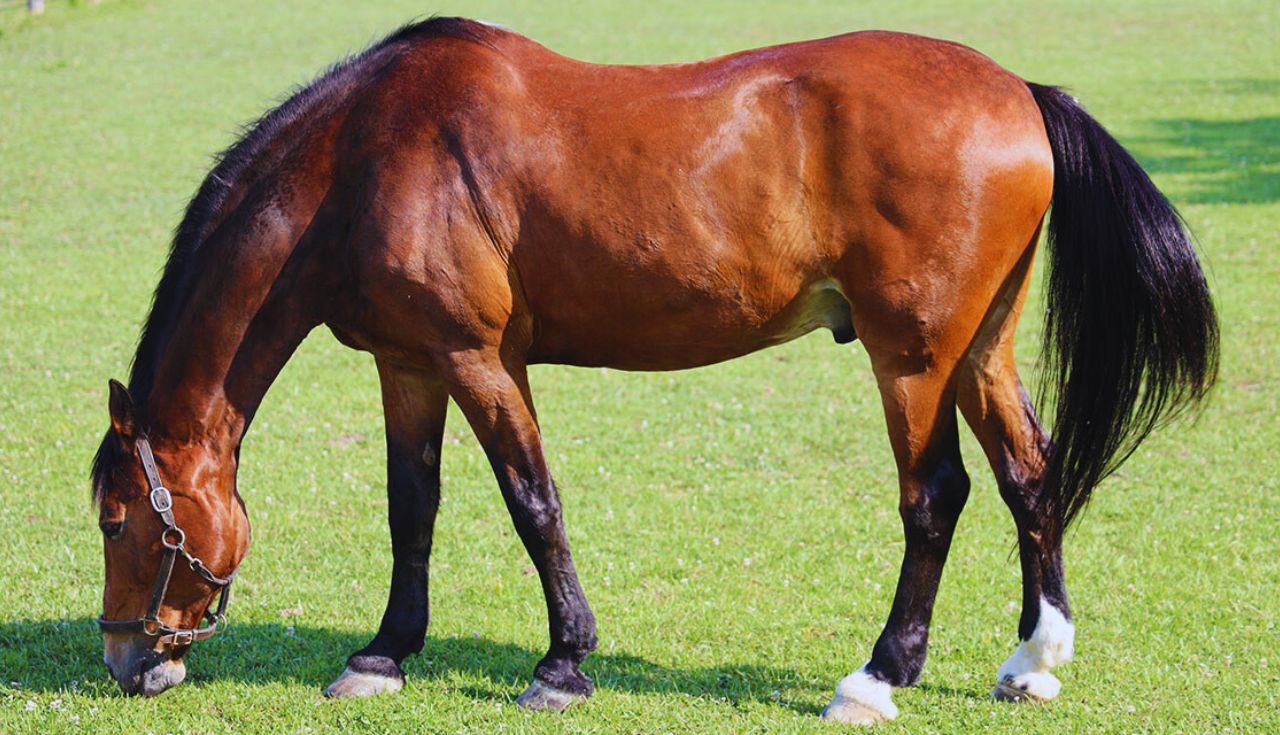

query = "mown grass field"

[{"left": 1, "top": 0, "right": 1276, "bottom": 732}]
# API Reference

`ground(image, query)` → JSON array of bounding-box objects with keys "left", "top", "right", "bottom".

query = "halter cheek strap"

[{"left": 97, "top": 437, "right": 237, "bottom": 647}]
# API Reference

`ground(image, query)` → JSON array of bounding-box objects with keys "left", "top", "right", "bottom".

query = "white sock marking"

[
  {"left": 996, "top": 597, "right": 1074, "bottom": 700},
  {"left": 822, "top": 664, "right": 898, "bottom": 723}
]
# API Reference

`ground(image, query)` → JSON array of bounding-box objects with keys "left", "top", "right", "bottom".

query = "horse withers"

[{"left": 92, "top": 18, "right": 1216, "bottom": 723}]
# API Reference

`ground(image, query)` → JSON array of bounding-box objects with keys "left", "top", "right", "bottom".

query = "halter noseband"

[{"left": 97, "top": 437, "right": 237, "bottom": 647}]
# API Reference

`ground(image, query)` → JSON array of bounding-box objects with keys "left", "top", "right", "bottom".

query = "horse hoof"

[
  {"left": 991, "top": 672, "right": 1061, "bottom": 703},
  {"left": 821, "top": 668, "right": 898, "bottom": 725},
  {"left": 516, "top": 678, "right": 587, "bottom": 711},
  {"left": 323, "top": 666, "right": 404, "bottom": 698},
  {"left": 820, "top": 698, "right": 895, "bottom": 726}
]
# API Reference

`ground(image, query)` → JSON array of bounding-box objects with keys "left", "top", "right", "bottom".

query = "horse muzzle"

[{"left": 103, "top": 632, "right": 186, "bottom": 696}]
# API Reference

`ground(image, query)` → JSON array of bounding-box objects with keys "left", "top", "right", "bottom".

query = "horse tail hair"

[{"left": 1026, "top": 82, "right": 1219, "bottom": 544}]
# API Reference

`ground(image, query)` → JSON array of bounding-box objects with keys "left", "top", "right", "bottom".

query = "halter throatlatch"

[{"left": 97, "top": 437, "right": 236, "bottom": 646}]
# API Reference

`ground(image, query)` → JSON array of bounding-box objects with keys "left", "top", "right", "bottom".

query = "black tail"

[{"left": 1027, "top": 83, "right": 1219, "bottom": 543}]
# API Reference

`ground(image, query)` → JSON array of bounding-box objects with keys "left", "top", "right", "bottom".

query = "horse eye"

[{"left": 100, "top": 520, "right": 125, "bottom": 540}]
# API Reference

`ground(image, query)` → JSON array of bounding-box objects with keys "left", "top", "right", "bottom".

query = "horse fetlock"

[
  {"left": 821, "top": 667, "right": 898, "bottom": 725},
  {"left": 534, "top": 655, "right": 594, "bottom": 696}
]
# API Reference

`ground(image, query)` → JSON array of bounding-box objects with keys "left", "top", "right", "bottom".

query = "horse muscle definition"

[{"left": 91, "top": 18, "right": 1216, "bottom": 723}]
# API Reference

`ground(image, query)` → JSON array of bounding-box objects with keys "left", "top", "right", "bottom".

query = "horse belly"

[
  {"left": 515, "top": 172, "right": 851, "bottom": 369},
  {"left": 524, "top": 268, "right": 855, "bottom": 370}
]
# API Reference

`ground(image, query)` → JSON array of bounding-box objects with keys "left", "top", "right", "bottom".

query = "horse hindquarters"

[
  {"left": 820, "top": 79, "right": 1056, "bottom": 722},
  {"left": 950, "top": 80, "right": 1222, "bottom": 707}
]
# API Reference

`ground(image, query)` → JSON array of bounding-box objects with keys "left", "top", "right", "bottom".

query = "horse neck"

[{"left": 143, "top": 211, "right": 328, "bottom": 453}]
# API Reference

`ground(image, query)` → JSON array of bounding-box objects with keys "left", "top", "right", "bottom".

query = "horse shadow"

[
  {"left": 0, "top": 617, "right": 840, "bottom": 714},
  {"left": 1131, "top": 114, "right": 1279, "bottom": 205}
]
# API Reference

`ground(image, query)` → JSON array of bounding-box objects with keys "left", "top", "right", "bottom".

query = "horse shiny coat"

[{"left": 92, "top": 19, "right": 1216, "bottom": 723}]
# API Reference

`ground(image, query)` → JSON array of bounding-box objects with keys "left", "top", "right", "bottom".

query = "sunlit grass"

[{"left": 1, "top": 0, "right": 1277, "bottom": 732}]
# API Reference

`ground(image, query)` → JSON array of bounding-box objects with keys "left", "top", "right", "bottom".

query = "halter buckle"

[
  {"left": 169, "top": 630, "right": 194, "bottom": 646},
  {"left": 149, "top": 486, "right": 173, "bottom": 513}
]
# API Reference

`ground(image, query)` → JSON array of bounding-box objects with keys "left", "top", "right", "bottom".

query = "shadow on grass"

[
  {"left": 1153, "top": 77, "right": 1280, "bottom": 98},
  {"left": 1130, "top": 116, "right": 1280, "bottom": 204},
  {"left": 0, "top": 617, "right": 829, "bottom": 714},
  {"left": 915, "top": 682, "right": 986, "bottom": 699}
]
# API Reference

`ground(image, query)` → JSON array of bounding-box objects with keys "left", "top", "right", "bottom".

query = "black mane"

[{"left": 92, "top": 17, "right": 497, "bottom": 502}]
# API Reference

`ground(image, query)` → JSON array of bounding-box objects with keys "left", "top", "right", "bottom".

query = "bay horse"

[{"left": 92, "top": 18, "right": 1217, "bottom": 724}]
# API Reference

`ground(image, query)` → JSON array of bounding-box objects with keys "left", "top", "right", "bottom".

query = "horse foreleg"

[
  {"left": 824, "top": 366, "right": 970, "bottom": 725},
  {"left": 958, "top": 359, "right": 1074, "bottom": 703},
  {"left": 325, "top": 359, "right": 448, "bottom": 698},
  {"left": 442, "top": 350, "right": 598, "bottom": 711}
]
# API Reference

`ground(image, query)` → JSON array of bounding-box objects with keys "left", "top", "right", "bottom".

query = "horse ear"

[{"left": 108, "top": 379, "right": 137, "bottom": 441}]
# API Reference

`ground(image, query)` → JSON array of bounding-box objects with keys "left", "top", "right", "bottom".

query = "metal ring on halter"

[{"left": 161, "top": 525, "right": 186, "bottom": 550}]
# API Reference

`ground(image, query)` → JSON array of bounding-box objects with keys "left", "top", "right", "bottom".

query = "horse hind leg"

[
  {"left": 823, "top": 353, "right": 971, "bottom": 724},
  {"left": 956, "top": 280, "right": 1074, "bottom": 703}
]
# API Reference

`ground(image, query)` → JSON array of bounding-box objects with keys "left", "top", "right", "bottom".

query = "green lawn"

[{"left": 1, "top": 0, "right": 1277, "bottom": 733}]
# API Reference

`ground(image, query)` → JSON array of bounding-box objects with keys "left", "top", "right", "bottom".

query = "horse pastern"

[
  {"left": 346, "top": 653, "right": 407, "bottom": 680},
  {"left": 532, "top": 658, "right": 594, "bottom": 696},
  {"left": 1030, "top": 600, "right": 1075, "bottom": 667}
]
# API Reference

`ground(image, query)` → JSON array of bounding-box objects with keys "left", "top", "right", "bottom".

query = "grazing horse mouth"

[
  {"left": 98, "top": 437, "right": 236, "bottom": 696},
  {"left": 103, "top": 634, "right": 187, "bottom": 696}
]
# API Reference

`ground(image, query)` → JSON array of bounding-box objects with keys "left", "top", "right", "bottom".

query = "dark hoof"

[{"left": 516, "top": 679, "right": 588, "bottom": 711}]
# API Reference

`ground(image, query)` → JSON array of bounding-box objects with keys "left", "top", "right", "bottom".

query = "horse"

[{"left": 91, "top": 17, "right": 1217, "bottom": 724}]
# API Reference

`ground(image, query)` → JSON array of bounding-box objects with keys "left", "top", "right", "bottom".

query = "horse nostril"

[{"left": 101, "top": 520, "right": 125, "bottom": 539}]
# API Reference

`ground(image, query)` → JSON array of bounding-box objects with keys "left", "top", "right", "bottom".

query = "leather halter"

[{"left": 97, "top": 437, "right": 236, "bottom": 647}]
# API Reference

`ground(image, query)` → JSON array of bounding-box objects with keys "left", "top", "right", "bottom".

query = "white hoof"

[
  {"left": 516, "top": 679, "right": 587, "bottom": 711},
  {"left": 821, "top": 667, "right": 898, "bottom": 725},
  {"left": 993, "top": 671, "right": 1062, "bottom": 702},
  {"left": 323, "top": 666, "right": 404, "bottom": 698}
]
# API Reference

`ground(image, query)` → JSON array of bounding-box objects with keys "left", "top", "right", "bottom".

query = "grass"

[{"left": 0, "top": 0, "right": 1277, "bottom": 732}]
